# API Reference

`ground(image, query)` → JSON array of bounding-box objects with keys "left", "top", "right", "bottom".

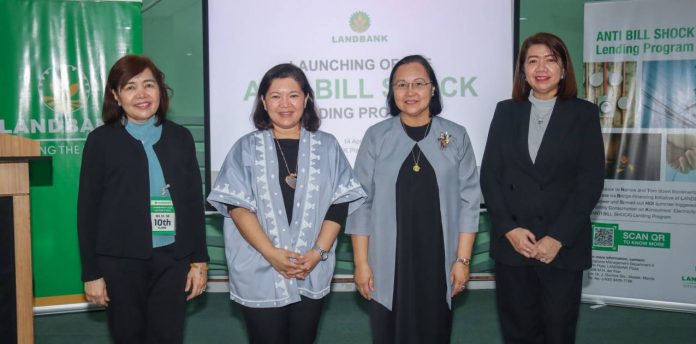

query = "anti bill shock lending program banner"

[
  {"left": 583, "top": 0, "right": 696, "bottom": 312},
  {"left": 0, "top": 0, "right": 142, "bottom": 308}
]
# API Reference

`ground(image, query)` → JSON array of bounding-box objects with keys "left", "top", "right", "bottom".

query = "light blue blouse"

[{"left": 208, "top": 128, "right": 366, "bottom": 308}]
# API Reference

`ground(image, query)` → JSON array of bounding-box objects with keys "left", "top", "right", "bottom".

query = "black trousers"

[
  {"left": 494, "top": 262, "right": 583, "bottom": 344},
  {"left": 98, "top": 244, "right": 189, "bottom": 344},
  {"left": 240, "top": 296, "right": 325, "bottom": 344}
]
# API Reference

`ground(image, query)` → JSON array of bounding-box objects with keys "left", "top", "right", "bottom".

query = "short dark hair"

[
  {"left": 252, "top": 63, "right": 320, "bottom": 132},
  {"left": 102, "top": 55, "right": 171, "bottom": 125},
  {"left": 386, "top": 55, "right": 443, "bottom": 117},
  {"left": 512, "top": 32, "right": 577, "bottom": 101}
]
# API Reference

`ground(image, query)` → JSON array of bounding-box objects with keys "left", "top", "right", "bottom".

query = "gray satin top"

[{"left": 346, "top": 116, "right": 480, "bottom": 310}]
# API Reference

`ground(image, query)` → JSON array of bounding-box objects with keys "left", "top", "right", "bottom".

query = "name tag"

[{"left": 151, "top": 197, "right": 176, "bottom": 235}]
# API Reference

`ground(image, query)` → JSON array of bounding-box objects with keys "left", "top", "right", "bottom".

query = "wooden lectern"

[{"left": 0, "top": 134, "right": 43, "bottom": 344}]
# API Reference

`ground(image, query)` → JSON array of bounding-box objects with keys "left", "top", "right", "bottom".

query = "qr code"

[{"left": 593, "top": 227, "right": 615, "bottom": 247}]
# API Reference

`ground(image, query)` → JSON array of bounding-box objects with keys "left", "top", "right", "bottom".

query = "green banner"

[{"left": 0, "top": 0, "right": 142, "bottom": 300}]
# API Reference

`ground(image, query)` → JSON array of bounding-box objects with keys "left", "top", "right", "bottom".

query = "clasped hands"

[
  {"left": 264, "top": 247, "right": 322, "bottom": 280},
  {"left": 506, "top": 227, "right": 562, "bottom": 264}
]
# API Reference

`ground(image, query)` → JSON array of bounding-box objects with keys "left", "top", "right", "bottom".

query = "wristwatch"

[
  {"left": 455, "top": 257, "right": 471, "bottom": 266},
  {"left": 312, "top": 244, "right": 329, "bottom": 261}
]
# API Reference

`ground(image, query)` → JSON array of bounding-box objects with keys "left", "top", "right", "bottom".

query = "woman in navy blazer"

[{"left": 480, "top": 33, "right": 605, "bottom": 344}]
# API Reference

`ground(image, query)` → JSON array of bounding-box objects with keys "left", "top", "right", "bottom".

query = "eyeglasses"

[{"left": 392, "top": 81, "right": 432, "bottom": 91}]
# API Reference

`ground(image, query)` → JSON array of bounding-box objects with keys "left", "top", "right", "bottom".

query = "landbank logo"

[
  {"left": 332, "top": 11, "right": 387, "bottom": 43},
  {"left": 0, "top": 64, "right": 99, "bottom": 138},
  {"left": 350, "top": 11, "right": 370, "bottom": 33},
  {"left": 38, "top": 65, "right": 91, "bottom": 114}
]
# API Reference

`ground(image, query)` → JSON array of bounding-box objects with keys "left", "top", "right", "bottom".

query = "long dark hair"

[{"left": 252, "top": 63, "right": 320, "bottom": 132}]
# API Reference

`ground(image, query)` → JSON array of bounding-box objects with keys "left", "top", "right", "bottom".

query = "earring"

[{"left": 117, "top": 102, "right": 122, "bottom": 106}]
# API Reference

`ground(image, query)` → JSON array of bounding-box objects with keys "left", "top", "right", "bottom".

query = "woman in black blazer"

[
  {"left": 78, "top": 55, "right": 208, "bottom": 344},
  {"left": 480, "top": 33, "right": 605, "bottom": 344}
]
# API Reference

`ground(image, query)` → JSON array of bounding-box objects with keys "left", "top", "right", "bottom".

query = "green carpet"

[{"left": 35, "top": 290, "right": 695, "bottom": 343}]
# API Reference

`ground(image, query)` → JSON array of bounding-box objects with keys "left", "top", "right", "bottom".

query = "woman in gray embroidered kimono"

[
  {"left": 208, "top": 63, "right": 365, "bottom": 344},
  {"left": 346, "top": 55, "right": 480, "bottom": 343}
]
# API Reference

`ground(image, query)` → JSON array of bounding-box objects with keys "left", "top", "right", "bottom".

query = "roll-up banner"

[
  {"left": 583, "top": 0, "right": 696, "bottom": 313},
  {"left": 0, "top": 0, "right": 142, "bottom": 312}
]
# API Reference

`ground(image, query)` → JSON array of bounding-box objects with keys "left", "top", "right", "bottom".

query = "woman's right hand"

[
  {"left": 505, "top": 227, "right": 537, "bottom": 258},
  {"left": 354, "top": 263, "right": 374, "bottom": 300},
  {"left": 84, "top": 278, "right": 109, "bottom": 306},
  {"left": 264, "top": 247, "right": 305, "bottom": 279}
]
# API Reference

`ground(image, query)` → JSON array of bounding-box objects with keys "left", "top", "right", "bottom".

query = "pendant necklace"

[
  {"left": 401, "top": 119, "right": 432, "bottom": 173},
  {"left": 273, "top": 136, "right": 298, "bottom": 189},
  {"left": 531, "top": 103, "right": 554, "bottom": 132},
  {"left": 532, "top": 108, "right": 553, "bottom": 132}
]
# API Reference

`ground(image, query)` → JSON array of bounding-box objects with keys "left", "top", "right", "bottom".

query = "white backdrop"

[{"left": 207, "top": 0, "right": 514, "bottom": 176}]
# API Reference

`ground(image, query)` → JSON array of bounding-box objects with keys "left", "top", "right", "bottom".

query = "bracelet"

[{"left": 455, "top": 257, "right": 471, "bottom": 266}]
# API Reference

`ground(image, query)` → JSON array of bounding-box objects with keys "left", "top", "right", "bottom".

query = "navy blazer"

[{"left": 480, "top": 97, "right": 605, "bottom": 270}]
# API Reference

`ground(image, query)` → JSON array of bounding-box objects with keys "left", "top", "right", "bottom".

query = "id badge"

[{"left": 151, "top": 197, "right": 176, "bottom": 235}]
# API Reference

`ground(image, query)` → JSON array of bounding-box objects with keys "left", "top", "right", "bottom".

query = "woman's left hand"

[
  {"left": 534, "top": 236, "right": 562, "bottom": 264},
  {"left": 450, "top": 263, "right": 470, "bottom": 297},
  {"left": 295, "top": 250, "right": 322, "bottom": 280},
  {"left": 185, "top": 262, "right": 208, "bottom": 300}
]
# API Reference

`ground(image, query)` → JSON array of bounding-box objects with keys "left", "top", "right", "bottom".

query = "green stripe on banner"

[
  {"left": 592, "top": 223, "right": 671, "bottom": 252},
  {"left": 619, "top": 230, "right": 671, "bottom": 249},
  {"left": 0, "top": 0, "right": 142, "bottom": 298}
]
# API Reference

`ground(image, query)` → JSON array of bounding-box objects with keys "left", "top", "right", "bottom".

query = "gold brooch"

[{"left": 438, "top": 131, "right": 451, "bottom": 149}]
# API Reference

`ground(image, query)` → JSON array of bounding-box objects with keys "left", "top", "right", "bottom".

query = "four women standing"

[{"left": 80, "top": 32, "right": 603, "bottom": 343}]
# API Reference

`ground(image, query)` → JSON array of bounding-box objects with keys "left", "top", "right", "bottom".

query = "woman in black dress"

[{"left": 347, "top": 55, "right": 480, "bottom": 343}]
